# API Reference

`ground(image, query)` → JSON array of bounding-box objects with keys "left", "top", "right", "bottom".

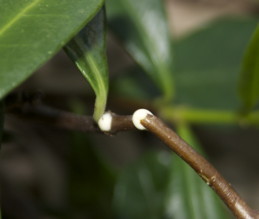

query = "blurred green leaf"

[
  {"left": 110, "top": 66, "right": 160, "bottom": 101},
  {"left": 239, "top": 25, "right": 259, "bottom": 112},
  {"left": 68, "top": 133, "right": 115, "bottom": 218},
  {"left": 107, "top": 0, "right": 174, "bottom": 101},
  {"left": 65, "top": 8, "right": 108, "bottom": 121},
  {"left": 164, "top": 123, "right": 230, "bottom": 219},
  {"left": 113, "top": 130, "right": 230, "bottom": 218},
  {"left": 0, "top": 0, "right": 104, "bottom": 99},
  {"left": 113, "top": 152, "right": 171, "bottom": 219},
  {"left": 174, "top": 18, "right": 258, "bottom": 110}
]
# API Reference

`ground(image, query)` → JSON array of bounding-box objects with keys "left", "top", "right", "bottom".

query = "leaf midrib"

[
  {"left": 0, "top": 0, "right": 41, "bottom": 36},
  {"left": 85, "top": 53, "right": 107, "bottom": 95}
]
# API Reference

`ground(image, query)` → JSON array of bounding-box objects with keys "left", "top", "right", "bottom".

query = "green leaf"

[
  {"left": 65, "top": 8, "right": 108, "bottom": 121},
  {"left": 165, "top": 123, "right": 230, "bottom": 219},
  {"left": 113, "top": 141, "right": 230, "bottom": 219},
  {"left": 113, "top": 151, "right": 171, "bottom": 219},
  {"left": 110, "top": 66, "right": 160, "bottom": 101},
  {"left": 174, "top": 18, "right": 258, "bottom": 110},
  {"left": 239, "top": 24, "right": 259, "bottom": 112},
  {"left": 0, "top": 0, "right": 104, "bottom": 99},
  {"left": 107, "top": 0, "right": 174, "bottom": 101}
]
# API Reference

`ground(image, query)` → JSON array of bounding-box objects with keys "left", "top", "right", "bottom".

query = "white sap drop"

[
  {"left": 98, "top": 112, "right": 112, "bottom": 132},
  {"left": 132, "top": 109, "right": 153, "bottom": 130}
]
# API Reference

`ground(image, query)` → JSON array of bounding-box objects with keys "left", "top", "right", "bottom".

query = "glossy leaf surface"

[
  {"left": 107, "top": 0, "right": 174, "bottom": 101},
  {"left": 165, "top": 123, "right": 230, "bottom": 219},
  {"left": 65, "top": 8, "right": 108, "bottom": 121},
  {"left": 0, "top": 0, "right": 104, "bottom": 99},
  {"left": 239, "top": 25, "right": 259, "bottom": 112}
]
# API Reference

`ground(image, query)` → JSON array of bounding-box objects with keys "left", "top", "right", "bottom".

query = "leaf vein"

[
  {"left": 86, "top": 54, "right": 107, "bottom": 95},
  {"left": 23, "top": 14, "right": 69, "bottom": 18},
  {"left": 0, "top": 0, "right": 42, "bottom": 36}
]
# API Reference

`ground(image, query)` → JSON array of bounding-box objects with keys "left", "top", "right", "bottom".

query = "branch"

[
  {"left": 137, "top": 111, "right": 259, "bottom": 219},
  {"left": 6, "top": 103, "right": 135, "bottom": 134},
  {"left": 9, "top": 104, "right": 100, "bottom": 132},
  {"left": 97, "top": 109, "right": 259, "bottom": 218},
  {"left": 5, "top": 97, "right": 259, "bottom": 218}
]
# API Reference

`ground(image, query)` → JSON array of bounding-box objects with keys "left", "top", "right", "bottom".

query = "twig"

[
  {"left": 6, "top": 103, "right": 135, "bottom": 134},
  {"left": 5, "top": 99, "right": 259, "bottom": 218},
  {"left": 140, "top": 113, "right": 259, "bottom": 219}
]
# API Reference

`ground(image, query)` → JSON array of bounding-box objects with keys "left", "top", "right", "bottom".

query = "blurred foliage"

[
  {"left": 112, "top": 125, "right": 230, "bottom": 219},
  {"left": 113, "top": 151, "right": 171, "bottom": 219},
  {"left": 111, "top": 18, "right": 258, "bottom": 112},
  {"left": 68, "top": 132, "right": 115, "bottom": 219},
  {"left": 239, "top": 24, "right": 259, "bottom": 112},
  {"left": 110, "top": 66, "right": 160, "bottom": 101},
  {"left": 107, "top": 0, "right": 174, "bottom": 101},
  {"left": 65, "top": 8, "right": 109, "bottom": 121},
  {"left": 174, "top": 18, "right": 258, "bottom": 110}
]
